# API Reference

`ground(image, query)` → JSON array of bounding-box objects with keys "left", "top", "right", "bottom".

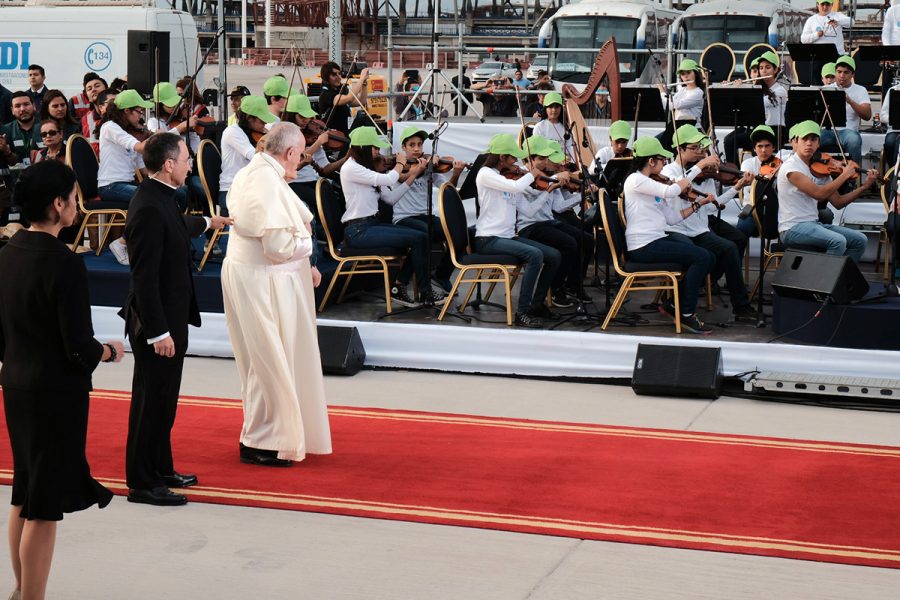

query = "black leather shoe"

[
  {"left": 239, "top": 444, "right": 293, "bottom": 467},
  {"left": 127, "top": 486, "right": 188, "bottom": 506},
  {"left": 161, "top": 471, "right": 198, "bottom": 488}
]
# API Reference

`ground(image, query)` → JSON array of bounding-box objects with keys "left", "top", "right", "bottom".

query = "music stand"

[
  {"left": 620, "top": 86, "right": 667, "bottom": 124},
  {"left": 890, "top": 90, "right": 900, "bottom": 130},
  {"left": 785, "top": 88, "right": 845, "bottom": 130},
  {"left": 602, "top": 158, "right": 632, "bottom": 199},
  {"left": 853, "top": 46, "right": 900, "bottom": 90},
  {"left": 708, "top": 87, "right": 765, "bottom": 130},
  {"left": 787, "top": 43, "right": 839, "bottom": 87}
]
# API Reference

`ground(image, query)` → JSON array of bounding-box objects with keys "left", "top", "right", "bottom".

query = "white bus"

[{"left": 537, "top": 0, "right": 682, "bottom": 84}]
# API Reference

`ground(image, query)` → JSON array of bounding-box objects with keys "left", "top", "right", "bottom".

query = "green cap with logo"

[
  {"left": 758, "top": 51, "right": 780, "bottom": 68},
  {"left": 263, "top": 75, "right": 290, "bottom": 97},
  {"left": 151, "top": 82, "right": 181, "bottom": 108},
  {"left": 487, "top": 133, "right": 527, "bottom": 159},
  {"left": 522, "top": 135, "right": 554, "bottom": 157},
  {"left": 677, "top": 59, "right": 699, "bottom": 73},
  {"left": 286, "top": 94, "right": 317, "bottom": 118},
  {"left": 400, "top": 125, "right": 429, "bottom": 144},
  {"left": 750, "top": 124, "right": 776, "bottom": 144},
  {"left": 545, "top": 140, "right": 566, "bottom": 163},
  {"left": 790, "top": 120, "right": 820, "bottom": 140},
  {"left": 609, "top": 120, "right": 631, "bottom": 142},
  {"left": 633, "top": 136, "right": 673, "bottom": 159},
  {"left": 673, "top": 123, "right": 705, "bottom": 146},
  {"left": 821, "top": 62, "right": 837, "bottom": 77},
  {"left": 240, "top": 95, "right": 277, "bottom": 124},
  {"left": 115, "top": 89, "right": 153, "bottom": 110},
  {"left": 835, "top": 55, "right": 856, "bottom": 71},
  {"left": 699, "top": 136, "right": 711, "bottom": 149},
  {"left": 349, "top": 126, "right": 391, "bottom": 149},
  {"left": 543, "top": 92, "right": 563, "bottom": 107}
]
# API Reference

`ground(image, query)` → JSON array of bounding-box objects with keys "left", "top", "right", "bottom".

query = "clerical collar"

[{"left": 150, "top": 175, "right": 178, "bottom": 190}]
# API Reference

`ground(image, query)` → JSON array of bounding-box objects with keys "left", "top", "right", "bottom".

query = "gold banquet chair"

[
  {"left": 196, "top": 139, "right": 228, "bottom": 272},
  {"left": 65, "top": 134, "right": 127, "bottom": 254}
]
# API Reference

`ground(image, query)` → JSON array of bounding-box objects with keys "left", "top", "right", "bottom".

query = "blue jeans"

[
  {"left": 818, "top": 129, "right": 862, "bottom": 165},
  {"left": 737, "top": 215, "right": 757, "bottom": 237},
  {"left": 628, "top": 235, "right": 714, "bottom": 315},
  {"left": 886, "top": 132, "right": 900, "bottom": 168},
  {"left": 98, "top": 182, "right": 137, "bottom": 206},
  {"left": 397, "top": 215, "right": 454, "bottom": 281},
  {"left": 670, "top": 230, "right": 750, "bottom": 308},
  {"left": 344, "top": 220, "right": 428, "bottom": 291},
  {"left": 475, "top": 235, "right": 561, "bottom": 313},
  {"left": 780, "top": 221, "right": 868, "bottom": 262}
]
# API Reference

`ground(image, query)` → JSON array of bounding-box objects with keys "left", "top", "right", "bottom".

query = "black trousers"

[
  {"left": 125, "top": 330, "right": 187, "bottom": 490},
  {"left": 519, "top": 220, "right": 592, "bottom": 292},
  {"left": 707, "top": 214, "right": 747, "bottom": 264}
]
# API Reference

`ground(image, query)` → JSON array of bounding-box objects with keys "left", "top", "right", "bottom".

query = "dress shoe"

[
  {"left": 161, "top": 471, "right": 198, "bottom": 488},
  {"left": 127, "top": 486, "right": 188, "bottom": 506},
  {"left": 239, "top": 444, "right": 293, "bottom": 467}
]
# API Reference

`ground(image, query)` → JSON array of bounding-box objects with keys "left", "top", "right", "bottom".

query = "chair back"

[
  {"left": 598, "top": 189, "right": 629, "bottom": 276},
  {"left": 197, "top": 139, "right": 222, "bottom": 215},
  {"left": 438, "top": 183, "right": 471, "bottom": 267},
  {"left": 65, "top": 134, "right": 99, "bottom": 207},
  {"left": 316, "top": 178, "right": 347, "bottom": 257},
  {"left": 749, "top": 178, "right": 780, "bottom": 241}
]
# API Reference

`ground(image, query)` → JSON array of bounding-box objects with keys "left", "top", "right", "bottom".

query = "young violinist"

[
  {"left": 339, "top": 126, "right": 447, "bottom": 308},
  {"left": 736, "top": 125, "right": 783, "bottom": 237},
  {"left": 777, "top": 120, "right": 876, "bottom": 261},
  {"left": 662, "top": 125, "right": 760, "bottom": 322},
  {"left": 263, "top": 75, "right": 290, "bottom": 120},
  {"left": 474, "top": 133, "right": 561, "bottom": 328},
  {"left": 318, "top": 62, "right": 370, "bottom": 136},
  {"left": 96, "top": 90, "right": 153, "bottom": 265},
  {"left": 219, "top": 95, "right": 274, "bottom": 216},
  {"left": 516, "top": 136, "right": 594, "bottom": 307},
  {"left": 591, "top": 120, "right": 632, "bottom": 174},
  {"left": 380, "top": 126, "right": 465, "bottom": 293},
  {"left": 623, "top": 137, "right": 714, "bottom": 334},
  {"left": 148, "top": 82, "right": 200, "bottom": 151},
  {"left": 284, "top": 94, "right": 347, "bottom": 210},
  {"left": 532, "top": 92, "right": 575, "bottom": 164}
]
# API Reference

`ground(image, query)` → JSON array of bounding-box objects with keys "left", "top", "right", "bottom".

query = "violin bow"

[
  {"left": 818, "top": 88, "right": 851, "bottom": 166},
  {"left": 322, "top": 51, "right": 357, "bottom": 129}
]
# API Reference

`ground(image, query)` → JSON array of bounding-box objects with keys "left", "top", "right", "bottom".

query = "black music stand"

[
  {"left": 785, "top": 88, "right": 845, "bottom": 131},
  {"left": 620, "top": 86, "right": 667, "bottom": 125},
  {"left": 709, "top": 87, "right": 765, "bottom": 130},
  {"left": 890, "top": 90, "right": 900, "bottom": 130},
  {"left": 854, "top": 46, "right": 900, "bottom": 90},
  {"left": 787, "top": 43, "right": 839, "bottom": 87}
]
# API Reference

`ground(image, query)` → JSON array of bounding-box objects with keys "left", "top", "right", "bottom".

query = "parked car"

[
  {"left": 527, "top": 55, "right": 548, "bottom": 80},
  {"left": 471, "top": 61, "right": 517, "bottom": 83}
]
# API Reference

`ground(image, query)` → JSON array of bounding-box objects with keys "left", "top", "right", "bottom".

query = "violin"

[
  {"left": 303, "top": 118, "right": 349, "bottom": 151},
  {"left": 810, "top": 152, "right": 861, "bottom": 179},
  {"left": 128, "top": 119, "right": 151, "bottom": 142},
  {"left": 694, "top": 162, "right": 744, "bottom": 185},
  {"left": 400, "top": 155, "right": 472, "bottom": 175},
  {"left": 650, "top": 173, "right": 703, "bottom": 201},
  {"left": 168, "top": 105, "right": 215, "bottom": 136},
  {"left": 758, "top": 156, "right": 782, "bottom": 178},
  {"left": 500, "top": 164, "right": 559, "bottom": 190}
]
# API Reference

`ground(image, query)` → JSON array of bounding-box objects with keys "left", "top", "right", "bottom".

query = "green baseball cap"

[
  {"left": 522, "top": 135, "right": 553, "bottom": 157},
  {"left": 263, "top": 75, "right": 290, "bottom": 97},
  {"left": 673, "top": 124, "right": 705, "bottom": 146},
  {"left": 543, "top": 139, "right": 566, "bottom": 163},
  {"left": 487, "top": 133, "right": 527, "bottom": 159},
  {"left": 821, "top": 62, "right": 837, "bottom": 77},
  {"left": 609, "top": 120, "right": 631, "bottom": 141},
  {"left": 115, "top": 89, "right": 153, "bottom": 110},
  {"left": 349, "top": 126, "right": 391, "bottom": 149},
  {"left": 699, "top": 136, "right": 711, "bottom": 149},
  {"left": 400, "top": 125, "right": 428, "bottom": 144},
  {"left": 543, "top": 92, "right": 563, "bottom": 107},
  {"left": 151, "top": 82, "right": 181, "bottom": 108},
  {"left": 790, "top": 120, "right": 820, "bottom": 140},
  {"left": 286, "top": 94, "right": 317, "bottom": 118},
  {"left": 633, "top": 136, "right": 673, "bottom": 159},
  {"left": 835, "top": 55, "right": 856, "bottom": 71},
  {"left": 817, "top": 0, "right": 833, "bottom": 4},
  {"left": 240, "top": 95, "right": 277, "bottom": 124},
  {"left": 758, "top": 51, "right": 780, "bottom": 68},
  {"left": 677, "top": 59, "right": 699, "bottom": 73},
  {"left": 750, "top": 125, "right": 777, "bottom": 144},
  {"left": 750, "top": 57, "right": 761, "bottom": 69}
]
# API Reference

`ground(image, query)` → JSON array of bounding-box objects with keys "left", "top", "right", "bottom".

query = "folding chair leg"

[
  {"left": 458, "top": 268, "right": 480, "bottom": 313},
  {"left": 439, "top": 271, "right": 465, "bottom": 321},
  {"left": 381, "top": 259, "right": 393, "bottom": 313},
  {"left": 503, "top": 270, "right": 514, "bottom": 325},
  {"left": 337, "top": 262, "right": 358, "bottom": 304},
  {"left": 96, "top": 217, "right": 118, "bottom": 256},
  {"left": 70, "top": 216, "right": 91, "bottom": 253},
  {"left": 670, "top": 275, "right": 682, "bottom": 334},
  {"left": 197, "top": 228, "right": 221, "bottom": 272},
  {"left": 318, "top": 261, "right": 346, "bottom": 312}
]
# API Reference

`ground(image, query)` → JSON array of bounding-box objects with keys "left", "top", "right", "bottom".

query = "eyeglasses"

[
  {"left": 40, "top": 130, "right": 60, "bottom": 137},
  {"left": 684, "top": 144, "right": 702, "bottom": 152}
]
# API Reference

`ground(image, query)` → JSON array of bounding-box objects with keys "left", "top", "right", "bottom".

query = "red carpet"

[{"left": 2, "top": 389, "right": 900, "bottom": 568}]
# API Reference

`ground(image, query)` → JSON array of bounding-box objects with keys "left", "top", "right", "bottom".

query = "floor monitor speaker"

[
  {"left": 317, "top": 325, "right": 366, "bottom": 376},
  {"left": 771, "top": 250, "right": 868, "bottom": 305},
  {"left": 128, "top": 30, "right": 170, "bottom": 96},
  {"left": 632, "top": 344, "right": 723, "bottom": 399}
]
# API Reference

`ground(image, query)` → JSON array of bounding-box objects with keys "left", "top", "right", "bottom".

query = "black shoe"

[
  {"left": 421, "top": 287, "right": 447, "bottom": 307},
  {"left": 733, "top": 304, "right": 761, "bottom": 322},
  {"left": 431, "top": 276, "right": 454, "bottom": 294},
  {"left": 127, "top": 486, "right": 188, "bottom": 506},
  {"left": 240, "top": 444, "right": 293, "bottom": 467},
  {"left": 161, "top": 471, "right": 198, "bottom": 489},
  {"left": 514, "top": 312, "right": 544, "bottom": 328},
  {"left": 681, "top": 313, "right": 713, "bottom": 334},
  {"left": 529, "top": 304, "right": 560, "bottom": 320},
  {"left": 565, "top": 287, "right": 593, "bottom": 303},
  {"left": 551, "top": 290, "right": 574, "bottom": 308},
  {"left": 390, "top": 284, "right": 421, "bottom": 308},
  {"left": 658, "top": 301, "right": 676, "bottom": 320}
]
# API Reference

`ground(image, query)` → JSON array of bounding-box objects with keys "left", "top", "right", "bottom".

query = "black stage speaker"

[
  {"left": 631, "top": 344, "right": 723, "bottom": 399},
  {"left": 128, "top": 30, "right": 170, "bottom": 96},
  {"left": 317, "top": 325, "right": 366, "bottom": 376},
  {"left": 771, "top": 250, "right": 868, "bottom": 305}
]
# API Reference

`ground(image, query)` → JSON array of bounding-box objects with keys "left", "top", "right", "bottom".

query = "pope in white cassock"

[{"left": 221, "top": 122, "right": 332, "bottom": 467}]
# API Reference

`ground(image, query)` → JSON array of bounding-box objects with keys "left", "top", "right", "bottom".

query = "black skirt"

[{"left": 4, "top": 387, "right": 113, "bottom": 521}]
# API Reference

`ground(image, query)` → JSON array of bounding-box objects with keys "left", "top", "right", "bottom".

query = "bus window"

[
  {"left": 552, "top": 16, "right": 640, "bottom": 78},
  {"left": 682, "top": 15, "right": 770, "bottom": 52}
]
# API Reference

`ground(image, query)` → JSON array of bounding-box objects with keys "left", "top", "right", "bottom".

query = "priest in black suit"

[{"left": 121, "top": 132, "right": 232, "bottom": 506}]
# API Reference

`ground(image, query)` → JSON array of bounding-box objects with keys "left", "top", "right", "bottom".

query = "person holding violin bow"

[
  {"left": 546, "top": 138, "right": 599, "bottom": 235},
  {"left": 284, "top": 93, "right": 348, "bottom": 209},
  {"left": 623, "top": 137, "right": 715, "bottom": 334},
  {"left": 661, "top": 124, "right": 760, "bottom": 322},
  {"left": 219, "top": 95, "right": 275, "bottom": 217},
  {"left": 735, "top": 125, "right": 783, "bottom": 237},
  {"left": 379, "top": 126, "right": 465, "bottom": 293},
  {"left": 777, "top": 120, "right": 875, "bottom": 262},
  {"left": 591, "top": 120, "right": 633, "bottom": 175},
  {"left": 318, "top": 61, "right": 370, "bottom": 137}
]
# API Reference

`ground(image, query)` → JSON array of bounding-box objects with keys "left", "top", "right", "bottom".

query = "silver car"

[
  {"left": 471, "top": 61, "right": 517, "bottom": 83},
  {"left": 527, "top": 55, "right": 548, "bottom": 80}
]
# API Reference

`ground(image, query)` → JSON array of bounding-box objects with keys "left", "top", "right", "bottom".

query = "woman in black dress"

[{"left": 0, "top": 160, "right": 124, "bottom": 600}]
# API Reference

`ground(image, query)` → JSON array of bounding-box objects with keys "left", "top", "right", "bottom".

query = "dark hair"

[
  {"left": 320, "top": 61, "right": 342, "bottom": 84},
  {"left": 14, "top": 161, "right": 77, "bottom": 224},
  {"left": 176, "top": 76, "right": 203, "bottom": 104},
  {"left": 100, "top": 102, "right": 134, "bottom": 136},
  {"left": 40, "top": 89, "right": 77, "bottom": 125},
  {"left": 83, "top": 71, "right": 101, "bottom": 87},
  {"left": 10, "top": 91, "right": 31, "bottom": 102},
  {"left": 143, "top": 132, "right": 183, "bottom": 172},
  {"left": 265, "top": 93, "right": 285, "bottom": 105},
  {"left": 631, "top": 156, "right": 653, "bottom": 173},
  {"left": 236, "top": 110, "right": 257, "bottom": 142},
  {"left": 537, "top": 70, "right": 548, "bottom": 78},
  {"left": 28, "top": 64, "right": 45, "bottom": 77},
  {"left": 482, "top": 154, "right": 502, "bottom": 169},
  {"left": 349, "top": 145, "right": 376, "bottom": 171},
  {"left": 109, "top": 78, "right": 128, "bottom": 93}
]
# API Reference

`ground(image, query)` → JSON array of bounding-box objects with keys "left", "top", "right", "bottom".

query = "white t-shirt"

[
  {"left": 763, "top": 82, "right": 788, "bottom": 127},
  {"left": 881, "top": 84, "right": 900, "bottom": 131},
  {"left": 801, "top": 12, "right": 851, "bottom": 53},
  {"left": 776, "top": 153, "right": 820, "bottom": 234},
  {"left": 663, "top": 85, "right": 704, "bottom": 127},
  {"left": 97, "top": 121, "right": 144, "bottom": 188},
  {"left": 623, "top": 171, "right": 685, "bottom": 251},
  {"left": 825, "top": 82, "right": 870, "bottom": 132},
  {"left": 532, "top": 119, "right": 575, "bottom": 160},
  {"left": 147, "top": 115, "right": 201, "bottom": 153},
  {"left": 291, "top": 147, "right": 330, "bottom": 184},
  {"left": 339, "top": 157, "right": 401, "bottom": 222},
  {"left": 383, "top": 170, "right": 452, "bottom": 223},
  {"left": 661, "top": 162, "right": 729, "bottom": 238},
  {"left": 475, "top": 166, "right": 535, "bottom": 239},
  {"left": 219, "top": 124, "right": 256, "bottom": 192}
]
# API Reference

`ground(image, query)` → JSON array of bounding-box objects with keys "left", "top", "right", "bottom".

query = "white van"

[{"left": 0, "top": 3, "right": 199, "bottom": 97}]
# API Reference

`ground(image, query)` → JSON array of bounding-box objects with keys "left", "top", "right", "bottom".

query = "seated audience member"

[
  {"left": 0, "top": 92, "right": 39, "bottom": 166},
  {"left": 81, "top": 76, "right": 109, "bottom": 143},
  {"left": 69, "top": 71, "right": 102, "bottom": 120},
  {"left": 522, "top": 82, "right": 553, "bottom": 119},
  {"left": 31, "top": 120, "right": 67, "bottom": 164},
  {"left": 25, "top": 64, "right": 48, "bottom": 115},
  {"left": 512, "top": 70, "right": 531, "bottom": 89},
  {"left": 39, "top": 89, "right": 81, "bottom": 141}
]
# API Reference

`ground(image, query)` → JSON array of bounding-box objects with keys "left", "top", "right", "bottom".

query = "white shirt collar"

[{"left": 150, "top": 175, "right": 178, "bottom": 190}]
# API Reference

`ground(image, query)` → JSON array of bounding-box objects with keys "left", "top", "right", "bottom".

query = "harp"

[{"left": 561, "top": 38, "right": 622, "bottom": 168}]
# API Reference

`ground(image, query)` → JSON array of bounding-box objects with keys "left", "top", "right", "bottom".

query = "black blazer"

[
  {"left": 119, "top": 178, "right": 206, "bottom": 347},
  {"left": 0, "top": 230, "right": 103, "bottom": 391}
]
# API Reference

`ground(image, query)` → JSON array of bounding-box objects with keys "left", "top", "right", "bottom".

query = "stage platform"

[{"left": 84, "top": 250, "right": 900, "bottom": 383}]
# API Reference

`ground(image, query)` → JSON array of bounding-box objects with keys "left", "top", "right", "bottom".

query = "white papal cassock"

[{"left": 221, "top": 152, "right": 332, "bottom": 461}]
